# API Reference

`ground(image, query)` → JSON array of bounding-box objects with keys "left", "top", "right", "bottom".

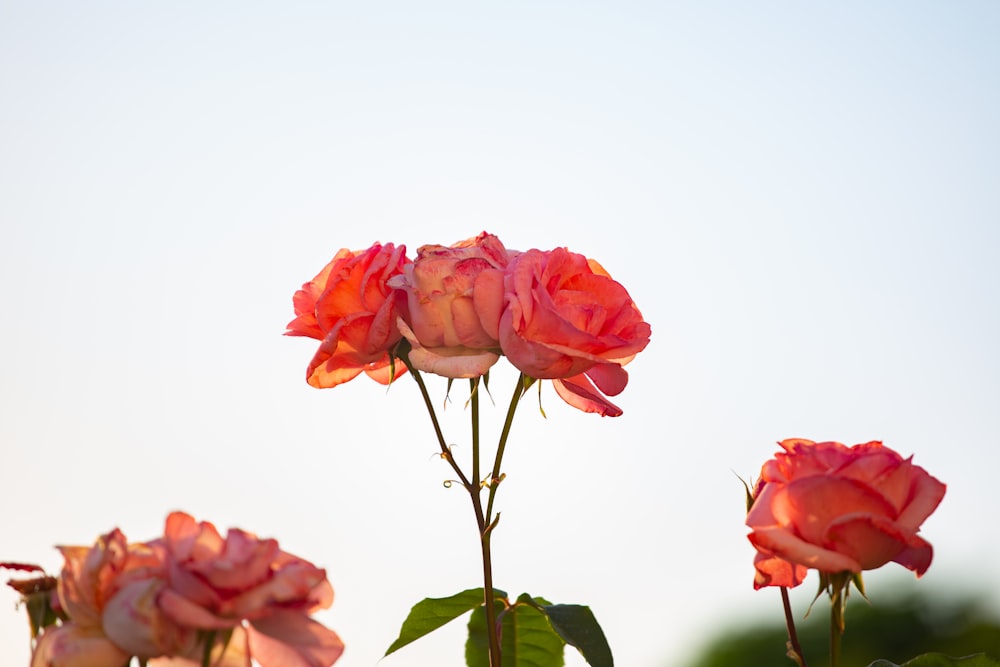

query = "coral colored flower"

[
  {"left": 389, "top": 232, "right": 514, "bottom": 378},
  {"left": 480, "top": 247, "right": 650, "bottom": 416},
  {"left": 56, "top": 532, "right": 163, "bottom": 630},
  {"left": 156, "top": 512, "right": 343, "bottom": 667},
  {"left": 286, "top": 242, "right": 410, "bottom": 388},
  {"left": 746, "top": 439, "right": 946, "bottom": 589}
]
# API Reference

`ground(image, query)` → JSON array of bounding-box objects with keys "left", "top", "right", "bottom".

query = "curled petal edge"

[
  {"left": 552, "top": 373, "right": 623, "bottom": 417},
  {"left": 748, "top": 526, "right": 861, "bottom": 576}
]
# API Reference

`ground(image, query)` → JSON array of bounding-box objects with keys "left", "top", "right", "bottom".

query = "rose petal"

[
  {"left": 31, "top": 623, "right": 131, "bottom": 667},
  {"left": 229, "top": 560, "right": 329, "bottom": 620},
  {"left": 158, "top": 588, "right": 237, "bottom": 630},
  {"left": 397, "top": 317, "right": 499, "bottom": 378},
  {"left": 749, "top": 526, "right": 861, "bottom": 574},
  {"left": 751, "top": 549, "right": 809, "bottom": 589},
  {"left": 473, "top": 268, "right": 506, "bottom": 341},
  {"left": 894, "top": 464, "right": 947, "bottom": 531},
  {"left": 825, "top": 513, "right": 934, "bottom": 575},
  {"left": 552, "top": 374, "right": 623, "bottom": 417},
  {"left": 248, "top": 611, "right": 345, "bottom": 667},
  {"left": 585, "top": 363, "right": 628, "bottom": 397},
  {"left": 774, "top": 476, "right": 898, "bottom": 544},
  {"left": 745, "top": 483, "right": 781, "bottom": 527},
  {"left": 103, "top": 579, "right": 196, "bottom": 658}
]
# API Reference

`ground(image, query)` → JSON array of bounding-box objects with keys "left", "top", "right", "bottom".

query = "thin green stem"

[
  {"left": 828, "top": 572, "right": 848, "bottom": 667},
  {"left": 467, "top": 379, "right": 501, "bottom": 667},
  {"left": 478, "top": 527, "right": 502, "bottom": 667},
  {"left": 474, "top": 374, "right": 526, "bottom": 667},
  {"left": 830, "top": 596, "right": 842, "bottom": 667},
  {"left": 402, "top": 355, "right": 502, "bottom": 667},
  {"left": 484, "top": 374, "right": 526, "bottom": 524},
  {"left": 780, "top": 587, "right": 808, "bottom": 667},
  {"left": 404, "top": 360, "right": 472, "bottom": 488},
  {"left": 471, "top": 378, "right": 481, "bottom": 491}
]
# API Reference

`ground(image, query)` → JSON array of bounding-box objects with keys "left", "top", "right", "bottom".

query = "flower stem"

[
  {"left": 404, "top": 361, "right": 472, "bottom": 488},
  {"left": 484, "top": 374, "right": 526, "bottom": 524},
  {"left": 780, "top": 587, "right": 808, "bottom": 667},
  {"left": 403, "top": 360, "right": 506, "bottom": 667},
  {"left": 477, "top": 522, "right": 502, "bottom": 667},
  {"left": 472, "top": 375, "right": 525, "bottom": 667},
  {"left": 471, "top": 379, "right": 481, "bottom": 491},
  {"left": 828, "top": 572, "right": 848, "bottom": 667},
  {"left": 830, "top": 589, "right": 843, "bottom": 667},
  {"left": 468, "top": 380, "right": 502, "bottom": 667}
]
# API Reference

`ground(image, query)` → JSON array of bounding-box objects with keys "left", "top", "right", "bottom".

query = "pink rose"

[
  {"left": 479, "top": 247, "right": 650, "bottom": 416},
  {"left": 32, "top": 529, "right": 194, "bottom": 667},
  {"left": 286, "top": 242, "right": 410, "bottom": 388},
  {"left": 56, "top": 533, "right": 164, "bottom": 631},
  {"left": 746, "top": 439, "right": 946, "bottom": 589},
  {"left": 156, "top": 512, "right": 344, "bottom": 667},
  {"left": 389, "top": 232, "right": 513, "bottom": 378}
]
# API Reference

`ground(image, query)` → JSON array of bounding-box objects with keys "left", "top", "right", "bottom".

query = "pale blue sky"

[{"left": 2, "top": 3, "right": 998, "bottom": 666}]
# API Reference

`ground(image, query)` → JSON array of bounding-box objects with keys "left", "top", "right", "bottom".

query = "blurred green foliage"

[{"left": 685, "top": 591, "right": 1000, "bottom": 667}]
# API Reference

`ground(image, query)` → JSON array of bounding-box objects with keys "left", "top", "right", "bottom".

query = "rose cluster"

[
  {"left": 746, "top": 439, "right": 946, "bottom": 589},
  {"left": 23, "top": 512, "right": 343, "bottom": 667},
  {"left": 285, "top": 232, "right": 651, "bottom": 417}
]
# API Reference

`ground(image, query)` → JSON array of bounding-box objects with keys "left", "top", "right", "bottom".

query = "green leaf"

[
  {"left": 500, "top": 595, "right": 566, "bottom": 667},
  {"left": 466, "top": 598, "right": 508, "bottom": 667},
  {"left": 540, "top": 603, "right": 614, "bottom": 667},
  {"left": 868, "top": 654, "right": 1000, "bottom": 667},
  {"left": 468, "top": 594, "right": 566, "bottom": 667},
  {"left": 385, "top": 588, "right": 507, "bottom": 657}
]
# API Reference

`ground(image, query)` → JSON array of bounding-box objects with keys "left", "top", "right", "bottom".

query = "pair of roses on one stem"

[{"left": 7, "top": 512, "right": 343, "bottom": 667}]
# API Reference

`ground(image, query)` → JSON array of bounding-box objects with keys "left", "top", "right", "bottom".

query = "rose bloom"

[
  {"left": 31, "top": 528, "right": 195, "bottom": 667},
  {"left": 477, "top": 246, "right": 650, "bottom": 416},
  {"left": 389, "top": 232, "right": 514, "bottom": 378},
  {"left": 286, "top": 242, "right": 410, "bottom": 388},
  {"left": 746, "top": 439, "right": 946, "bottom": 589},
  {"left": 156, "top": 512, "right": 344, "bottom": 667}
]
